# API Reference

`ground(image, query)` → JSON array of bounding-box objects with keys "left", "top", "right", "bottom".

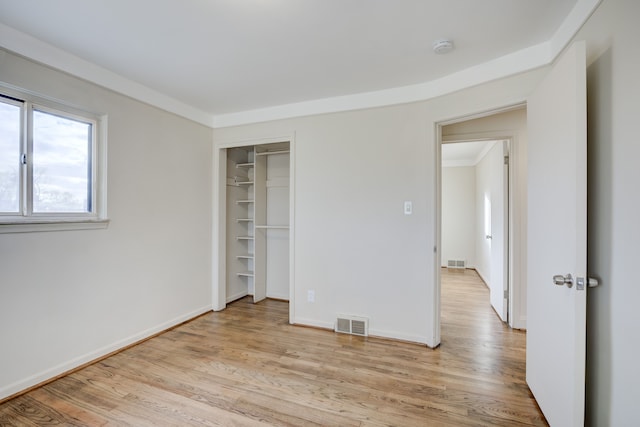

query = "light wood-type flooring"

[{"left": 0, "top": 269, "right": 547, "bottom": 426}]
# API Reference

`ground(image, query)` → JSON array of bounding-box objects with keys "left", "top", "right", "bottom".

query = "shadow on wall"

[{"left": 585, "top": 45, "right": 612, "bottom": 427}]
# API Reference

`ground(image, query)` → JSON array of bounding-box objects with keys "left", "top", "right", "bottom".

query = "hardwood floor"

[{"left": 0, "top": 269, "right": 546, "bottom": 426}]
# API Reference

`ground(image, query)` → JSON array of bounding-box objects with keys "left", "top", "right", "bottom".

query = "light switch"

[{"left": 404, "top": 201, "right": 412, "bottom": 215}]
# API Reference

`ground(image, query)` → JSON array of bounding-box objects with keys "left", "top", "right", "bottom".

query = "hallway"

[{"left": 440, "top": 268, "right": 546, "bottom": 424}]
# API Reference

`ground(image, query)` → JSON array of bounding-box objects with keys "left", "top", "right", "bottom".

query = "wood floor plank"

[{"left": 0, "top": 268, "right": 547, "bottom": 426}]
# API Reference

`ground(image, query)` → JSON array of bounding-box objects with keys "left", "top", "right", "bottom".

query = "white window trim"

[
  {"left": 0, "top": 83, "right": 109, "bottom": 233},
  {"left": 0, "top": 219, "right": 109, "bottom": 233}
]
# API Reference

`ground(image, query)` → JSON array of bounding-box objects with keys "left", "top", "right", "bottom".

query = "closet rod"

[
  {"left": 236, "top": 162, "right": 255, "bottom": 168},
  {"left": 255, "top": 150, "right": 290, "bottom": 156}
]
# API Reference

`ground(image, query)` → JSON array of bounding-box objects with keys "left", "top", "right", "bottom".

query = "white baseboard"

[
  {"left": 511, "top": 315, "right": 527, "bottom": 330},
  {"left": 266, "top": 292, "right": 289, "bottom": 301},
  {"left": 0, "top": 305, "right": 212, "bottom": 401},
  {"left": 291, "top": 317, "right": 335, "bottom": 330},
  {"left": 475, "top": 268, "right": 490, "bottom": 287},
  {"left": 368, "top": 328, "right": 430, "bottom": 346},
  {"left": 292, "top": 317, "right": 430, "bottom": 347},
  {"left": 226, "top": 290, "right": 249, "bottom": 303}
]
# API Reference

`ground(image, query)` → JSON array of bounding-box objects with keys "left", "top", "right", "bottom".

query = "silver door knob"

[
  {"left": 576, "top": 276, "right": 600, "bottom": 290},
  {"left": 553, "top": 273, "right": 573, "bottom": 288}
]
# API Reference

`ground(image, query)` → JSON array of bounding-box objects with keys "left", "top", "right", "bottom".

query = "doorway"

[
  {"left": 437, "top": 105, "right": 527, "bottom": 331},
  {"left": 441, "top": 139, "right": 510, "bottom": 322}
]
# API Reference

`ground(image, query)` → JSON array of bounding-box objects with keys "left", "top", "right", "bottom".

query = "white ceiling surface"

[
  {"left": 0, "top": 0, "right": 599, "bottom": 127},
  {"left": 442, "top": 140, "right": 499, "bottom": 167}
]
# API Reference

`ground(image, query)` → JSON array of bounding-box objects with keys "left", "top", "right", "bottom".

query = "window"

[{"left": 0, "top": 90, "right": 107, "bottom": 232}]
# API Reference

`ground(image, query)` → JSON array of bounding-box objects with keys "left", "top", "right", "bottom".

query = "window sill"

[{"left": 0, "top": 219, "right": 110, "bottom": 234}]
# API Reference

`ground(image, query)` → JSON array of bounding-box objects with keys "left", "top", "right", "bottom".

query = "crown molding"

[
  {"left": 549, "top": 0, "right": 602, "bottom": 59},
  {"left": 212, "top": 43, "right": 550, "bottom": 128},
  {"left": 442, "top": 160, "right": 476, "bottom": 168}
]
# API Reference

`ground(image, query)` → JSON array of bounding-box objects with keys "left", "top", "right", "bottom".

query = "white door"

[
  {"left": 526, "top": 41, "right": 587, "bottom": 426},
  {"left": 490, "top": 141, "right": 508, "bottom": 321},
  {"left": 253, "top": 150, "right": 267, "bottom": 303}
]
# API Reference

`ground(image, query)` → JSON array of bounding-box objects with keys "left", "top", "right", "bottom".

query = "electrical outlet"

[{"left": 307, "top": 290, "right": 315, "bottom": 302}]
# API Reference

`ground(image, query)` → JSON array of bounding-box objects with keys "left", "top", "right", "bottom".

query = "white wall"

[
  {"left": 575, "top": 0, "right": 640, "bottom": 424},
  {"left": 0, "top": 50, "right": 213, "bottom": 400},
  {"left": 213, "top": 68, "right": 546, "bottom": 346},
  {"left": 441, "top": 166, "right": 476, "bottom": 268}
]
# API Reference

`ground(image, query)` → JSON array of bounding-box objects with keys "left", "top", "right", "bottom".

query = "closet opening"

[{"left": 213, "top": 138, "right": 295, "bottom": 322}]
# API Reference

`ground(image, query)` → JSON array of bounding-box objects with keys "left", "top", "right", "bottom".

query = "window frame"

[{"left": 0, "top": 85, "right": 108, "bottom": 233}]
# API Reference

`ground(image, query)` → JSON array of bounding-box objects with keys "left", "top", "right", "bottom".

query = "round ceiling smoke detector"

[{"left": 433, "top": 39, "right": 454, "bottom": 54}]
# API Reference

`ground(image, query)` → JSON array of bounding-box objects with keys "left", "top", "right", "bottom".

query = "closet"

[{"left": 225, "top": 142, "right": 290, "bottom": 304}]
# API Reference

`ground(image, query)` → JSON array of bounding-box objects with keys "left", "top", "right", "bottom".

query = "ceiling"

[
  {"left": 442, "top": 140, "right": 499, "bottom": 167},
  {"left": 0, "top": 0, "right": 594, "bottom": 126}
]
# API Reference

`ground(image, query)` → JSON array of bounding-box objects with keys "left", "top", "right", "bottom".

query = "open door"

[
  {"left": 490, "top": 140, "right": 509, "bottom": 322},
  {"left": 526, "top": 41, "right": 587, "bottom": 426},
  {"left": 253, "top": 149, "right": 267, "bottom": 303}
]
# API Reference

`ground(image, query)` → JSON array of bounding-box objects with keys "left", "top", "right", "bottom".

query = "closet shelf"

[
  {"left": 236, "top": 162, "right": 255, "bottom": 168},
  {"left": 237, "top": 236, "right": 254, "bottom": 240},
  {"left": 255, "top": 225, "right": 290, "bottom": 229},
  {"left": 237, "top": 272, "right": 254, "bottom": 277}
]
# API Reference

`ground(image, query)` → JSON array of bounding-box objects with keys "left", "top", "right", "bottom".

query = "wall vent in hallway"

[
  {"left": 447, "top": 259, "right": 466, "bottom": 269},
  {"left": 335, "top": 315, "right": 369, "bottom": 336}
]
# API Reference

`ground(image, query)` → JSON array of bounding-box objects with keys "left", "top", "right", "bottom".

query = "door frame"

[
  {"left": 435, "top": 103, "right": 525, "bottom": 340},
  {"left": 212, "top": 134, "right": 296, "bottom": 324}
]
